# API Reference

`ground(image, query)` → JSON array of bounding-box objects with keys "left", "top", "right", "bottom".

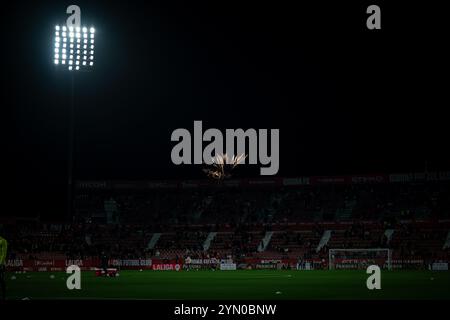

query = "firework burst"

[{"left": 203, "top": 153, "right": 247, "bottom": 180}]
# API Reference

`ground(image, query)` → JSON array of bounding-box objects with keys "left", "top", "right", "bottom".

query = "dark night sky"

[{"left": 2, "top": 1, "right": 449, "bottom": 218}]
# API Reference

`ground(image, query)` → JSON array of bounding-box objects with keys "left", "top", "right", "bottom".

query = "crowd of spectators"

[
  {"left": 1, "top": 180, "right": 449, "bottom": 262},
  {"left": 74, "top": 181, "right": 450, "bottom": 226}
]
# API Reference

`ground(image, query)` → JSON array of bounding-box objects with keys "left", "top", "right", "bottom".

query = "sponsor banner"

[
  {"left": 311, "top": 176, "right": 348, "bottom": 185},
  {"left": 244, "top": 178, "right": 283, "bottom": 187},
  {"left": 220, "top": 263, "right": 237, "bottom": 271},
  {"left": 35, "top": 260, "right": 56, "bottom": 267},
  {"left": 338, "top": 259, "right": 386, "bottom": 264},
  {"left": 8, "top": 259, "right": 77, "bottom": 271},
  {"left": 184, "top": 258, "right": 222, "bottom": 269},
  {"left": 222, "top": 179, "right": 242, "bottom": 187},
  {"left": 389, "top": 173, "right": 422, "bottom": 183},
  {"left": 152, "top": 263, "right": 182, "bottom": 271},
  {"left": 389, "top": 171, "right": 450, "bottom": 183},
  {"left": 255, "top": 263, "right": 278, "bottom": 269},
  {"left": 350, "top": 174, "right": 387, "bottom": 184},
  {"left": 181, "top": 180, "right": 202, "bottom": 188},
  {"left": 391, "top": 259, "right": 424, "bottom": 265},
  {"left": 242, "top": 258, "right": 296, "bottom": 265},
  {"left": 112, "top": 181, "right": 149, "bottom": 190},
  {"left": 334, "top": 258, "right": 390, "bottom": 270},
  {"left": 6, "top": 259, "right": 23, "bottom": 268},
  {"left": 282, "top": 177, "right": 310, "bottom": 186},
  {"left": 431, "top": 262, "right": 448, "bottom": 271},
  {"left": 109, "top": 259, "right": 152, "bottom": 269},
  {"left": 65, "top": 259, "right": 84, "bottom": 267},
  {"left": 185, "top": 258, "right": 218, "bottom": 265},
  {"left": 260, "top": 259, "right": 282, "bottom": 264},
  {"left": 76, "top": 181, "right": 109, "bottom": 189},
  {"left": 220, "top": 259, "right": 234, "bottom": 264},
  {"left": 75, "top": 171, "right": 450, "bottom": 192},
  {"left": 6, "top": 259, "right": 150, "bottom": 271},
  {"left": 147, "top": 181, "right": 180, "bottom": 189},
  {"left": 312, "top": 174, "right": 388, "bottom": 185}
]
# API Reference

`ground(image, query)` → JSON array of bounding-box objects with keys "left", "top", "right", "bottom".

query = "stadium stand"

[{"left": 3, "top": 172, "right": 450, "bottom": 269}]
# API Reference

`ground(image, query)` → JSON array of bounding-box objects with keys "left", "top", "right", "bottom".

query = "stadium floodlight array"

[{"left": 53, "top": 25, "right": 95, "bottom": 71}]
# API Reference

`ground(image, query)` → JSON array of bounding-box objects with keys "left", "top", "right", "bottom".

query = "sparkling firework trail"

[{"left": 203, "top": 153, "right": 247, "bottom": 180}]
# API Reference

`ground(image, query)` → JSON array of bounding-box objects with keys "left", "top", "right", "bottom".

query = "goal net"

[{"left": 328, "top": 248, "right": 392, "bottom": 270}]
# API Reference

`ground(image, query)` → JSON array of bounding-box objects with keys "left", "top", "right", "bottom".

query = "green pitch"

[{"left": 5, "top": 270, "right": 450, "bottom": 300}]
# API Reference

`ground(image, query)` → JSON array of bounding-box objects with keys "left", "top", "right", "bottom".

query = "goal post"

[{"left": 328, "top": 248, "right": 392, "bottom": 270}]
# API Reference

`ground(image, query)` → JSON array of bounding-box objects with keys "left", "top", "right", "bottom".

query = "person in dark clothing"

[{"left": 100, "top": 252, "right": 109, "bottom": 276}]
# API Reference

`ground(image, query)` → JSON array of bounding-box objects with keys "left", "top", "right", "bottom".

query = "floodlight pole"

[
  {"left": 67, "top": 74, "right": 75, "bottom": 222},
  {"left": 54, "top": 24, "right": 95, "bottom": 222}
]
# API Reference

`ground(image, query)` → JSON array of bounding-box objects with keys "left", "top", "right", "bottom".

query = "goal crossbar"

[{"left": 328, "top": 248, "right": 392, "bottom": 270}]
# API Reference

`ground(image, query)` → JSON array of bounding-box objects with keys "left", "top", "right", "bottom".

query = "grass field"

[{"left": 5, "top": 270, "right": 450, "bottom": 300}]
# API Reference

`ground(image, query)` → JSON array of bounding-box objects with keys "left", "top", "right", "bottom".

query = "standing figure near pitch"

[
  {"left": 100, "top": 251, "right": 109, "bottom": 276},
  {"left": 0, "top": 232, "right": 7, "bottom": 301}
]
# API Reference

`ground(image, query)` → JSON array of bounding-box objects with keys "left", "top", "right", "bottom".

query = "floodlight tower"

[
  {"left": 53, "top": 24, "right": 96, "bottom": 221},
  {"left": 54, "top": 25, "right": 95, "bottom": 70}
]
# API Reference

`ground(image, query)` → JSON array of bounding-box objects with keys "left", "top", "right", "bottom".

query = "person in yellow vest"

[{"left": 0, "top": 233, "right": 7, "bottom": 301}]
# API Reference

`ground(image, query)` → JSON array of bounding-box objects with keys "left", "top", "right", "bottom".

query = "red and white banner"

[
  {"left": 151, "top": 263, "right": 182, "bottom": 271},
  {"left": 109, "top": 259, "right": 152, "bottom": 269}
]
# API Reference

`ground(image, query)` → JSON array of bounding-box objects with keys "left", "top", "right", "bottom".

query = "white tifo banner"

[
  {"left": 431, "top": 262, "right": 448, "bottom": 271},
  {"left": 220, "top": 262, "right": 237, "bottom": 270}
]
